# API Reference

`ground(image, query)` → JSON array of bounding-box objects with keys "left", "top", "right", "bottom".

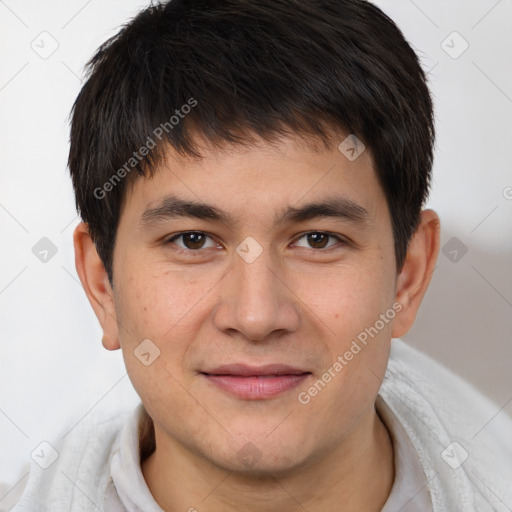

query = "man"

[{"left": 10, "top": 0, "right": 512, "bottom": 510}]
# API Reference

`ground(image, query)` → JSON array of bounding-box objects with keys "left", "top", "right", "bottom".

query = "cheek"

[
  {"left": 296, "top": 310, "right": 393, "bottom": 443},
  {"left": 292, "top": 257, "right": 395, "bottom": 406},
  {"left": 296, "top": 257, "right": 396, "bottom": 343},
  {"left": 114, "top": 263, "right": 220, "bottom": 393},
  {"left": 115, "top": 262, "right": 209, "bottom": 341},
  {"left": 115, "top": 268, "right": 209, "bottom": 424}
]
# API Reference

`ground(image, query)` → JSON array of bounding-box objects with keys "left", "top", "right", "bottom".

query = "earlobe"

[
  {"left": 391, "top": 209, "right": 440, "bottom": 338},
  {"left": 73, "top": 222, "right": 121, "bottom": 350}
]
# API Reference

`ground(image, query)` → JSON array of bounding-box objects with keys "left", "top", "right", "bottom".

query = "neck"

[{"left": 141, "top": 407, "right": 394, "bottom": 512}]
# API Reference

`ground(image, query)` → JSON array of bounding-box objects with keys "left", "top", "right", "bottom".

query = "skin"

[{"left": 74, "top": 131, "right": 440, "bottom": 512}]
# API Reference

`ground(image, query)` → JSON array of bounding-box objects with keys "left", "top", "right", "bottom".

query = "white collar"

[
  {"left": 377, "top": 396, "right": 433, "bottom": 511},
  {"left": 106, "top": 403, "right": 163, "bottom": 512}
]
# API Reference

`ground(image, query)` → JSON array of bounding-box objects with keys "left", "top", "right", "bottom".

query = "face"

[{"left": 109, "top": 133, "right": 399, "bottom": 475}]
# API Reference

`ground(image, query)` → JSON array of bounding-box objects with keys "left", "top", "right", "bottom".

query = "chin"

[{"left": 202, "top": 430, "right": 316, "bottom": 478}]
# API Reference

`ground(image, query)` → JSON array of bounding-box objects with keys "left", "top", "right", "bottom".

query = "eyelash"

[{"left": 165, "top": 231, "right": 348, "bottom": 254}]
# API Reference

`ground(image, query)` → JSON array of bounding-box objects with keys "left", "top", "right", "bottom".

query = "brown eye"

[
  {"left": 167, "top": 232, "right": 216, "bottom": 251},
  {"left": 294, "top": 232, "right": 345, "bottom": 250},
  {"left": 182, "top": 232, "right": 206, "bottom": 249},
  {"left": 307, "top": 233, "right": 329, "bottom": 248}
]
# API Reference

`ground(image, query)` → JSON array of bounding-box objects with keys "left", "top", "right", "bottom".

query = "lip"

[{"left": 200, "top": 364, "right": 311, "bottom": 400}]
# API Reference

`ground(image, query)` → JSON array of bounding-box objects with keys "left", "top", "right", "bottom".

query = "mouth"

[{"left": 200, "top": 364, "right": 312, "bottom": 400}]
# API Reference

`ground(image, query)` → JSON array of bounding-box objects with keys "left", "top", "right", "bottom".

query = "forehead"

[{"left": 121, "top": 132, "right": 385, "bottom": 226}]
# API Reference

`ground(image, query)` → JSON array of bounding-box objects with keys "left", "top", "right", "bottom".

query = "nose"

[{"left": 212, "top": 244, "right": 301, "bottom": 342}]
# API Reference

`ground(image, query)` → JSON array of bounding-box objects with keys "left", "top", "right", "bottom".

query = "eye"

[
  {"left": 293, "top": 232, "right": 346, "bottom": 250},
  {"left": 166, "top": 231, "right": 218, "bottom": 251},
  {"left": 164, "top": 231, "right": 346, "bottom": 253}
]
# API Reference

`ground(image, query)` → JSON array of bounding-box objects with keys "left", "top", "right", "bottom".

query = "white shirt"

[{"left": 378, "top": 397, "right": 433, "bottom": 511}]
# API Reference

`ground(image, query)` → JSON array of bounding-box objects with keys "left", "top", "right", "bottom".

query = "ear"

[
  {"left": 73, "top": 222, "right": 120, "bottom": 350},
  {"left": 392, "top": 209, "right": 440, "bottom": 338}
]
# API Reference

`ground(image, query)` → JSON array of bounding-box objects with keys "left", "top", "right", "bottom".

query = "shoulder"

[
  {"left": 9, "top": 403, "right": 134, "bottom": 512},
  {"left": 379, "top": 339, "right": 512, "bottom": 512}
]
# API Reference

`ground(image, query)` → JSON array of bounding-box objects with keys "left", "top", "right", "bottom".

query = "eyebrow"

[{"left": 140, "top": 194, "right": 370, "bottom": 229}]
